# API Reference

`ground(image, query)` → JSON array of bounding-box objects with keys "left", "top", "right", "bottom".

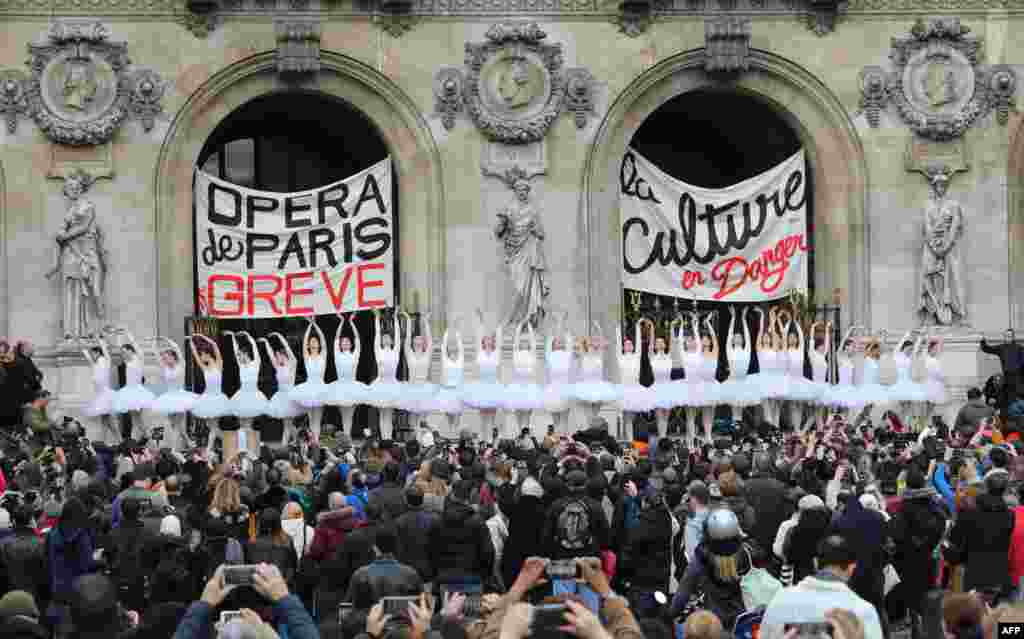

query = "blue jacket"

[
  {"left": 347, "top": 488, "right": 370, "bottom": 520},
  {"left": 932, "top": 463, "right": 956, "bottom": 513},
  {"left": 171, "top": 594, "right": 318, "bottom": 639}
]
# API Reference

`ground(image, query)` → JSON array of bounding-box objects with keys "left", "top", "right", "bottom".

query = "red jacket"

[
  {"left": 307, "top": 506, "right": 359, "bottom": 561},
  {"left": 1008, "top": 506, "right": 1024, "bottom": 586}
]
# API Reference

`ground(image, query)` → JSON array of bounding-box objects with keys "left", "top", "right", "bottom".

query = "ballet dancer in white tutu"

[
  {"left": 756, "top": 308, "right": 786, "bottom": 428},
  {"left": 570, "top": 322, "right": 621, "bottom": 424},
  {"left": 366, "top": 309, "right": 403, "bottom": 440},
  {"left": 677, "top": 315, "right": 704, "bottom": 443},
  {"left": 425, "top": 318, "right": 466, "bottom": 436},
  {"left": 856, "top": 332, "right": 891, "bottom": 413},
  {"left": 543, "top": 313, "right": 574, "bottom": 435},
  {"left": 695, "top": 312, "right": 722, "bottom": 443},
  {"left": 291, "top": 317, "right": 331, "bottom": 443},
  {"left": 778, "top": 309, "right": 819, "bottom": 428},
  {"left": 617, "top": 320, "right": 654, "bottom": 441},
  {"left": 464, "top": 309, "right": 504, "bottom": 438},
  {"left": 225, "top": 330, "right": 270, "bottom": 454},
  {"left": 504, "top": 320, "right": 544, "bottom": 437},
  {"left": 150, "top": 337, "right": 197, "bottom": 451},
  {"left": 112, "top": 330, "right": 155, "bottom": 440},
  {"left": 188, "top": 334, "right": 232, "bottom": 456},
  {"left": 889, "top": 329, "right": 928, "bottom": 426},
  {"left": 807, "top": 320, "right": 835, "bottom": 422},
  {"left": 649, "top": 321, "right": 678, "bottom": 441},
  {"left": 922, "top": 331, "right": 947, "bottom": 421},
  {"left": 399, "top": 310, "right": 436, "bottom": 431},
  {"left": 721, "top": 306, "right": 760, "bottom": 426},
  {"left": 82, "top": 337, "right": 118, "bottom": 444},
  {"left": 259, "top": 333, "right": 305, "bottom": 448},
  {"left": 324, "top": 313, "right": 368, "bottom": 437},
  {"left": 824, "top": 327, "right": 864, "bottom": 416}
]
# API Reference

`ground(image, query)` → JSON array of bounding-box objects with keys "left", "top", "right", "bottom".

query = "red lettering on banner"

[
  {"left": 248, "top": 274, "right": 283, "bottom": 316},
  {"left": 321, "top": 268, "right": 355, "bottom": 310},
  {"left": 286, "top": 272, "right": 315, "bottom": 315},
  {"left": 356, "top": 263, "right": 387, "bottom": 308},
  {"left": 208, "top": 274, "right": 244, "bottom": 317},
  {"left": 681, "top": 270, "right": 705, "bottom": 290},
  {"left": 708, "top": 232, "right": 808, "bottom": 300}
]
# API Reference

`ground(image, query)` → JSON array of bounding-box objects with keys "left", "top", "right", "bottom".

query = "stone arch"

[
  {"left": 153, "top": 51, "right": 446, "bottom": 339},
  {"left": 1007, "top": 120, "right": 1024, "bottom": 332},
  {"left": 581, "top": 49, "right": 869, "bottom": 329}
]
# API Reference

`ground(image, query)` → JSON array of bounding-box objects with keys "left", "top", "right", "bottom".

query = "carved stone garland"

[
  {"left": 858, "top": 17, "right": 1017, "bottom": 139},
  {"left": 0, "top": 21, "right": 166, "bottom": 145}
]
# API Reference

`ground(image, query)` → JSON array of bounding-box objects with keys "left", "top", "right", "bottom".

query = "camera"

[
  {"left": 223, "top": 565, "right": 259, "bottom": 587},
  {"left": 546, "top": 559, "right": 578, "bottom": 580}
]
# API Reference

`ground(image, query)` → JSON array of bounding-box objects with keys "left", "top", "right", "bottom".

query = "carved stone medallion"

[
  {"left": 464, "top": 22, "right": 566, "bottom": 144},
  {"left": 0, "top": 20, "right": 167, "bottom": 145}
]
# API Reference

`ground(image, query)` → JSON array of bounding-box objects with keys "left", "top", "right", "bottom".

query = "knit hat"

[
  {"left": 0, "top": 508, "right": 11, "bottom": 530},
  {"left": 0, "top": 591, "right": 40, "bottom": 619},
  {"left": 797, "top": 494, "right": 825, "bottom": 511}
]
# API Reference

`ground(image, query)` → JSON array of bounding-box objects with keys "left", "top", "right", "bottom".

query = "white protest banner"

[
  {"left": 194, "top": 158, "right": 394, "bottom": 318},
  {"left": 620, "top": 148, "right": 809, "bottom": 302}
]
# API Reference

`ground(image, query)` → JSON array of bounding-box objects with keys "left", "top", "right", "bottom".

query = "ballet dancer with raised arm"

[
  {"left": 806, "top": 320, "right": 833, "bottom": 422},
  {"left": 757, "top": 308, "right": 786, "bottom": 428},
  {"left": 824, "top": 327, "right": 864, "bottom": 416},
  {"left": 150, "top": 337, "right": 197, "bottom": 451},
  {"left": 649, "top": 320, "right": 677, "bottom": 441},
  {"left": 857, "top": 331, "right": 890, "bottom": 415},
  {"left": 464, "top": 309, "right": 504, "bottom": 438},
  {"left": 678, "top": 314, "right": 704, "bottom": 443},
  {"left": 570, "top": 321, "right": 622, "bottom": 424},
  {"left": 426, "top": 316, "right": 466, "bottom": 436},
  {"left": 697, "top": 312, "right": 722, "bottom": 443},
  {"left": 922, "top": 330, "right": 947, "bottom": 422},
  {"left": 290, "top": 317, "right": 330, "bottom": 443},
  {"left": 366, "top": 309, "right": 403, "bottom": 440},
  {"left": 778, "top": 309, "right": 816, "bottom": 429},
  {"left": 325, "top": 313, "right": 367, "bottom": 437},
  {"left": 722, "top": 306, "right": 760, "bottom": 427},
  {"left": 82, "top": 336, "right": 118, "bottom": 444},
  {"left": 504, "top": 320, "right": 544, "bottom": 438},
  {"left": 399, "top": 310, "right": 436, "bottom": 430},
  {"left": 618, "top": 319, "right": 653, "bottom": 442},
  {"left": 543, "top": 312, "right": 574, "bottom": 435},
  {"left": 889, "top": 328, "right": 927, "bottom": 427},
  {"left": 188, "top": 333, "right": 232, "bottom": 457},
  {"left": 112, "top": 330, "right": 155, "bottom": 441},
  {"left": 260, "top": 333, "right": 304, "bottom": 448},
  {"left": 225, "top": 330, "right": 270, "bottom": 455}
]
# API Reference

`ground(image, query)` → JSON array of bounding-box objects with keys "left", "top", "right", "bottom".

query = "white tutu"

[
  {"left": 151, "top": 388, "right": 198, "bottom": 415},
  {"left": 888, "top": 380, "right": 927, "bottom": 403},
  {"left": 502, "top": 383, "right": 545, "bottom": 411},
  {"left": 290, "top": 380, "right": 330, "bottom": 408},
  {"left": 925, "top": 379, "right": 948, "bottom": 404},
  {"left": 758, "top": 373, "right": 789, "bottom": 399},
  {"left": 323, "top": 380, "right": 369, "bottom": 407},
  {"left": 809, "top": 382, "right": 833, "bottom": 406},
  {"left": 231, "top": 389, "right": 270, "bottom": 418},
  {"left": 83, "top": 388, "right": 117, "bottom": 417},
  {"left": 112, "top": 384, "right": 156, "bottom": 414},
  {"left": 783, "top": 376, "right": 821, "bottom": 403},
  {"left": 689, "top": 380, "right": 722, "bottom": 407},
  {"left": 719, "top": 377, "right": 763, "bottom": 407},
  {"left": 622, "top": 384, "right": 657, "bottom": 412},
  {"left": 823, "top": 384, "right": 866, "bottom": 410},
  {"left": 652, "top": 382, "right": 687, "bottom": 409},
  {"left": 364, "top": 381, "right": 405, "bottom": 409},
  {"left": 569, "top": 381, "right": 622, "bottom": 404},
  {"left": 463, "top": 383, "right": 506, "bottom": 410},
  {"left": 423, "top": 386, "right": 465, "bottom": 414},
  {"left": 542, "top": 384, "right": 573, "bottom": 413},
  {"left": 854, "top": 383, "right": 891, "bottom": 407},
  {"left": 398, "top": 383, "right": 439, "bottom": 413},
  {"left": 267, "top": 388, "right": 305, "bottom": 419},
  {"left": 192, "top": 391, "right": 233, "bottom": 419}
]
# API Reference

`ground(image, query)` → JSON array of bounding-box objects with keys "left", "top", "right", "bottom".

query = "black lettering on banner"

[
  {"left": 622, "top": 166, "right": 806, "bottom": 275},
  {"left": 245, "top": 195, "right": 277, "bottom": 229},
  {"left": 277, "top": 233, "right": 307, "bottom": 270},
  {"left": 340, "top": 222, "right": 354, "bottom": 263},
  {"left": 317, "top": 184, "right": 349, "bottom": 223},
  {"left": 200, "top": 229, "right": 244, "bottom": 266},
  {"left": 284, "top": 194, "right": 313, "bottom": 228},
  {"left": 620, "top": 152, "right": 661, "bottom": 204},
  {"left": 208, "top": 182, "right": 242, "bottom": 226},
  {"left": 354, "top": 218, "right": 391, "bottom": 260},
  {"left": 246, "top": 233, "right": 280, "bottom": 269},
  {"left": 352, "top": 174, "right": 387, "bottom": 217},
  {"left": 309, "top": 228, "right": 338, "bottom": 268}
]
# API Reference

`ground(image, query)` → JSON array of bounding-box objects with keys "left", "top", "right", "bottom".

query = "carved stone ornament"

[
  {"left": 614, "top": 0, "right": 654, "bottom": 37},
  {"left": 433, "top": 67, "right": 464, "bottom": 130},
  {"left": 704, "top": 17, "right": 751, "bottom": 76},
  {"left": 0, "top": 70, "right": 30, "bottom": 134},
  {"left": 180, "top": 0, "right": 222, "bottom": 37},
  {"left": 464, "top": 22, "right": 566, "bottom": 144},
  {"left": 275, "top": 19, "right": 322, "bottom": 77},
  {"left": 858, "top": 66, "right": 888, "bottom": 127},
  {"left": 563, "top": 68, "right": 595, "bottom": 129},
  {"left": 806, "top": 0, "right": 847, "bottom": 35},
  {"left": 860, "top": 17, "right": 1017, "bottom": 139},
  {"left": 1, "top": 21, "right": 167, "bottom": 145}
]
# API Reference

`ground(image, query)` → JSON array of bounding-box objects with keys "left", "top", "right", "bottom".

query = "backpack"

[{"left": 556, "top": 498, "right": 593, "bottom": 552}]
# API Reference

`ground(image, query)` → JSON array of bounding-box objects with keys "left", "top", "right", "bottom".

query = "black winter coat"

[
  {"left": 369, "top": 482, "right": 408, "bottom": 522},
  {"left": 740, "top": 476, "right": 791, "bottom": 552},
  {"left": 428, "top": 498, "right": 494, "bottom": 584},
  {"left": 620, "top": 506, "right": 677, "bottom": 591},
  {"left": 393, "top": 506, "right": 439, "bottom": 581},
  {"left": 502, "top": 494, "right": 546, "bottom": 589},
  {"left": 949, "top": 493, "right": 1015, "bottom": 591},
  {"left": 542, "top": 494, "right": 609, "bottom": 560},
  {"left": 889, "top": 489, "right": 948, "bottom": 606},
  {"left": 0, "top": 529, "right": 48, "bottom": 605}
]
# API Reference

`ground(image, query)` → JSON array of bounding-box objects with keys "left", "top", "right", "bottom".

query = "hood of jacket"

[{"left": 317, "top": 506, "right": 357, "bottom": 531}]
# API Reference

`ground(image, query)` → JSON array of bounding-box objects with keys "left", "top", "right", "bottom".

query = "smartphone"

[
  {"left": 784, "top": 623, "right": 833, "bottom": 639},
  {"left": 547, "top": 559, "right": 578, "bottom": 580},
  {"left": 220, "top": 610, "right": 243, "bottom": 625},
  {"left": 223, "top": 565, "right": 259, "bottom": 587},
  {"left": 381, "top": 596, "right": 419, "bottom": 616},
  {"left": 532, "top": 604, "right": 568, "bottom": 631}
]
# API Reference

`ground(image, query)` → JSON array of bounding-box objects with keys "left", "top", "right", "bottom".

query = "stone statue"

[
  {"left": 46, "top": 170, "right": 107, "bottom": 339},
  {"left": 918, "top": 167, "right": 966, "bottom": 326},
  {"left": 494, "top": 172, "right": 549, "bottom": 327},
  {"left": 921, "top": 62, "right": 957, "bottom": 108},
  {"left": 61, "top": 61, "right": 97, "bottom": 112},
  {"left": 497, "top": 59, "right": 534, "bottom": 109}
]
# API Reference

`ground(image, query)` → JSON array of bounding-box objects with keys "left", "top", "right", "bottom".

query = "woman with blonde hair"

[{"left": 207, "top": 475, "right": 250, "bottom": 543}]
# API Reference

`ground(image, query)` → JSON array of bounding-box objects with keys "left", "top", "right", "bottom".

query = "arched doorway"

[{"left": 583, "top": 49, "right": 869, "bottom": 336}]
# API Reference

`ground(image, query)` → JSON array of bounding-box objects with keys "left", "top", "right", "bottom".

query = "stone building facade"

[{"left": 0, "top": 0, "right": 1022, "bottom": 429}]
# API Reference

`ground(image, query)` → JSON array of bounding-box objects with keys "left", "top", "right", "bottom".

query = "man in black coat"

[
  {"left": 428, "top": 479, "right": 494, "bottom": 587},
  {"left": 948, "top": 473, "right": 1015, "bottom": 596},
  {"left": 542, "top": 470, "right": 609, "bottom": 560},
  {"left": 742, "top": 452, "right": 793, "bottom": 554},
  {"left": 981, "top": 330, "right": 1024, "bottom": 413},
  {"left": 345, "top": 525, "right": 423, "bottom": 609},
  {"left": 104, "top": 497, "right": 159, "bottom": 614},
  {"left": 393, "top": 486, "right": 439, "bottom": 582},
  {"left": 369, "top": 462, "right": 408, "bottom": 522}
]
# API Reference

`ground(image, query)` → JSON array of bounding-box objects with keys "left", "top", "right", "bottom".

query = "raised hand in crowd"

[{"left": 561, "top": 600, "right": 613, "bottom": 639}]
